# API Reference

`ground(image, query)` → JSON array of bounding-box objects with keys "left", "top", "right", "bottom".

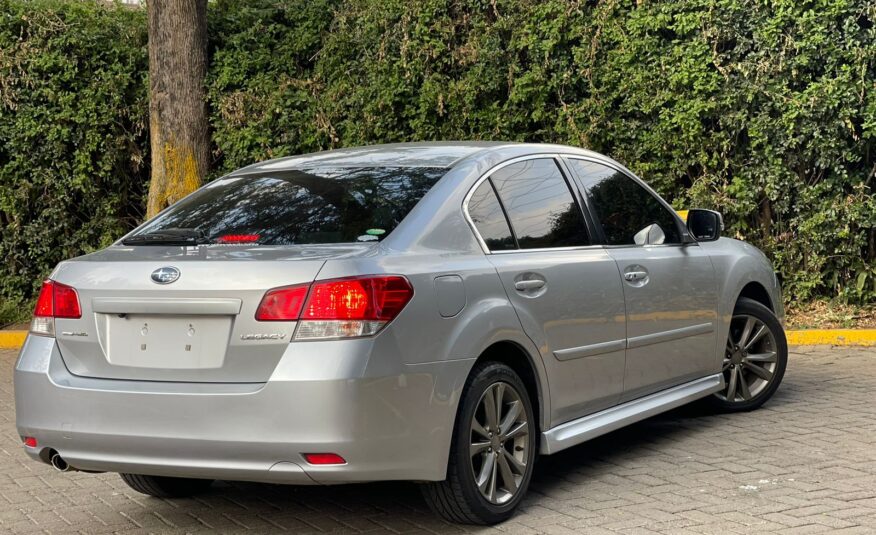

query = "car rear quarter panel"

[{"left": 317, "top": 253, "right": 551, "bottom": 433}]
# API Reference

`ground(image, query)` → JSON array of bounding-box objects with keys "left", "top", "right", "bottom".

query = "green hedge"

[
  {"left": 0, "top": 0, "right": 148, "bottom": 314},
  {"left": 1, "top": 0, "right": 874, "bottom": 316}
]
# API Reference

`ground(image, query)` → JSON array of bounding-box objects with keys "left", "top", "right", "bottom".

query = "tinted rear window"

[
  {"left": 489, "top": 159, "right": 591, "bottom": 249},
  {"left": 129, "top": 167, "right": 447, "bottom": 245}
]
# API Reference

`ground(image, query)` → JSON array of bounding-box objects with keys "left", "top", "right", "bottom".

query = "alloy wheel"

[
  {"left": 469, "top": 381, "right": 530, "bottom": 505},
  {"left": 717, "top": 314, "right": 779, "bottom": 402}
]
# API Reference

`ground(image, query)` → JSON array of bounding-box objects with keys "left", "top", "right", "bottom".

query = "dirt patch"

[{"left": 786, "top": 300, "right": 876, "bottom": 330}]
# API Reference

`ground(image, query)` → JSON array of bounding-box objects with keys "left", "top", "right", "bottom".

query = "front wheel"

[
  {"left": 421, "top": 362, "right": 537, "bottom": 524},
  {"left": 708, "top": 297, "right": 787, "bottom": 412}
]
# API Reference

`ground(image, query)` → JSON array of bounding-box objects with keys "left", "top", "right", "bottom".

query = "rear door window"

[
  {"left": 565, "top": 159, "right": 682, "bottom": 245},
  {"left": 127, "top": 167, "right": 447, "bottom": 245},
  {"left": 488, "top": 158, "right": 590, "bottom": 249}
]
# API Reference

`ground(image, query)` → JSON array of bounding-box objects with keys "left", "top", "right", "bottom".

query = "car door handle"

[
  {"left": 514, "top": 279, "right": 546, "bottom": 291},
  {"left": 624, "top": 271, "right": 648, "bottom": 282}
]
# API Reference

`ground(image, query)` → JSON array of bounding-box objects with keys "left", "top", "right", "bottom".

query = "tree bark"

[{"left": 146, "top": 0, "right": 209, "bottom": 218}]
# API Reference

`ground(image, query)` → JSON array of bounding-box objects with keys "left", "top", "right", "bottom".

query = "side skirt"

[{"left": 540, "top": 374, "right": 724, "bottom": 455}]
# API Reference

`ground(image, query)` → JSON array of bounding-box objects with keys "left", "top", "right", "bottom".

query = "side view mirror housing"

[{"left": 686, "top": 209, "right": 723, "bottom": 242}]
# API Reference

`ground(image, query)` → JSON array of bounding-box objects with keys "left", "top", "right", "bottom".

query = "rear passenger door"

[
  {"left": 465, "top": 156, "right": 627, "bottom": 426},
  {"left": 564, "top": 157, "right": 718, "bottom": 401}
]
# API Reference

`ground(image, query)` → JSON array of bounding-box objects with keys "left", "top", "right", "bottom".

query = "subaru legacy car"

[{"left": 15, "top": 142, "right": 786, "bottom": 524}]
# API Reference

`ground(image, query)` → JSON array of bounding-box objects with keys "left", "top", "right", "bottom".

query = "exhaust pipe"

[{"left": 49, "top": 452, "right": 73, "bottom": 472}]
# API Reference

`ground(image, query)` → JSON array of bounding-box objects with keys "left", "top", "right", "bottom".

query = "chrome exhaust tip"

[{"left": 50, "top": 452, "right": 72, "bottom": 472}]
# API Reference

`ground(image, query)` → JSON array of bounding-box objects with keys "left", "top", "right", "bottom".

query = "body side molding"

[
  {"left": 626, "top": 322, "right": 714, "bottom": 350},
  {"left": 553, "top": 339, "right": 626, "bottom": 361},
  {"left": 540, "top": 373, "right": 724, "bottom": 455}
]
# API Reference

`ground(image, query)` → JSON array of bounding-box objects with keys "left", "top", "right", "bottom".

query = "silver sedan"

[{"left": 15, "top": 142, "right": 787, "bottom": 524}]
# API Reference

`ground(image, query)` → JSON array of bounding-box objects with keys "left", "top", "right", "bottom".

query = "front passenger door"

[{"left": 565, "top": 158, "right": 718, "bottom": 401}]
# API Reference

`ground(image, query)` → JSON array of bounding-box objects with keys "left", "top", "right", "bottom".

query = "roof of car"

[
  {"left": 231, "top": 141, "right": 619, "bottom": 176},
  {"left": 233, "top": 141, "right": 515, "bottom": 173}
]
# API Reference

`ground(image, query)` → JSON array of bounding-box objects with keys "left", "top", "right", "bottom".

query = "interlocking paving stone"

[{"left": 2, "top": 346, "right": 874, "bottom": 534}]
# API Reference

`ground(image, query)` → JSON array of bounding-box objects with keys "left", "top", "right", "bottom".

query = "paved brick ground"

[{"left": 1, "top": 346, "right": 875, "bottom": 534}]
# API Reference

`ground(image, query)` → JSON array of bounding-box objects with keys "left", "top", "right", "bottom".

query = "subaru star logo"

[{"left": 151, "top": 266, "right": 180, "bottom": 284}]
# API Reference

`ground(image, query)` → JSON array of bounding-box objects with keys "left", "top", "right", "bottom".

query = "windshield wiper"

[{"left": 121, "top": 228, "right": 207, "bottom": 246}]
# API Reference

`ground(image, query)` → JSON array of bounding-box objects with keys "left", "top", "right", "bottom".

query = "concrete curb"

[
  {"left": 785, "top": 329, "right": 876, "bottom": 347},
  {"left": 0, "top": 331, "right": 26, "bottom": 349},
  {"left": 2, "top": 329, "right": 876, "bottom": 350}
]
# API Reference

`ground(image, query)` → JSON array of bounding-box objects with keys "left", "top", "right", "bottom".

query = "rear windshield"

[{"left": 127, "top": 166, "right": 447, "bottom": 245}]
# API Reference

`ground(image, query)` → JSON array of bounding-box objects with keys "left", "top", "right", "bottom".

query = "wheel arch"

[
  {"left": 472, "top": 340, "right": 545, "bottom": 434},
  {"left": 736, "top": 281, "right": 774, "bottom": 312}
]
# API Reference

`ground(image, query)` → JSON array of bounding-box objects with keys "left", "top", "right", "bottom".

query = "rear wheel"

[
  {"left": 708, "top": 297, "right": 787, "bottom": 412},
  {"left": 120, "top": 473, "right": 213, "bottom": 498},
  {"left": 422, "top": 362, "right": 536, "bottom": 524}
]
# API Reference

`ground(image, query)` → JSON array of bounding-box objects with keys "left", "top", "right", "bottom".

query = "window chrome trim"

[
  {"left": 462, "top": 153, "right": 599, "bottom": 255},
  {"left": 490, "top": 245, "right": 604, "bottom": 254}
]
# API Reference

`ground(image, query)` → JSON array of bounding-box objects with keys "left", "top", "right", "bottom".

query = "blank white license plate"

[{"left": 105, "top": 314, "right": 231, "bottom": 369}]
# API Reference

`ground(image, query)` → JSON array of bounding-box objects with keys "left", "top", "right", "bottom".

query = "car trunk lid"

[{"left": 50, "top": 244, "right": 372, "bottom": 383}]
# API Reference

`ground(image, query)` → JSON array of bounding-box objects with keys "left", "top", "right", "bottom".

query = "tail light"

[
  {"left": 255, "top": 275, "right": 414, "bottom": 340},
  {"left": 255, "top": 285, "right": 309, "bottom": 321},
  {"left": 30, "top": 280, "right": 82, "bottom": 336}
]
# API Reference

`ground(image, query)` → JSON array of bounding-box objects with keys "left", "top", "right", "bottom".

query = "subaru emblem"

[{"left": 151, "top": 266, "right": 180, "bottom": 284}]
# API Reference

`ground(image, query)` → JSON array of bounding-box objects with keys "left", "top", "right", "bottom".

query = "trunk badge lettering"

[
  {"left": 151, "top": 266, "right": 180, "bottom": 284},
  {"left": 241, "top": 333, "right": 287, "bottom": 341},
  {"left": 60, "top": 331, "right": 88, "bottom": 337}
]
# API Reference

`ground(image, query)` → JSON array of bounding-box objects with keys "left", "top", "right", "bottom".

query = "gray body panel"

[{"left": 15, "top": 142, "right": 782, "bottom": 484}]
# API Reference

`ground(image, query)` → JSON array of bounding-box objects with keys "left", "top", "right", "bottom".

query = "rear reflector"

[
  {"left": 302, "top": 453, "right": 346, "bottom": 465},
  {"left": 31, "top": 280, "right": 82, "bottom": 336},
  {"left": 255, "top": 276, "right": 414, "bottom": 340},
  {"left": 23, "top": 437, "right": 37, "bottom": 448}
]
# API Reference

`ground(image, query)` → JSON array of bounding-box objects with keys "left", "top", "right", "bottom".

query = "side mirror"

[{"left": 687, "top": 209, "right": 723, "bottom": 241}]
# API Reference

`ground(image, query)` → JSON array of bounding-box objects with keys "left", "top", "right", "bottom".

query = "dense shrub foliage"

[
  {"left": 1, "top": 0, "right": 874, "bottom": 317},
  {"left": 0, "top": 0, "right": 148, "bottom": 311}
]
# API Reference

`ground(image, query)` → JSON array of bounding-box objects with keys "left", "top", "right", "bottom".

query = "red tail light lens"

[
  {"left": 34, "top": 281, "right": 54, "bottom": 317},
  {"left": 302, "top": 276, "right": 413, "bottom": 321},
  {"left": 255, "top": 284, "right": 309, "bottom": 321},
  {"left": 33, "top": 280, "right": 81, "bottom": 319},
  {"left": 53, "top": 283, "right": 82, "bottom": 318},
  {"left": 255, "top": 276, "right": 414, "bottom": 339}
]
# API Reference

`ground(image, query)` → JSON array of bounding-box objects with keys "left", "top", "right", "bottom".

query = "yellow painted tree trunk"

[{"left": 146, "top": 0, "right": 209, "bottom": 218}]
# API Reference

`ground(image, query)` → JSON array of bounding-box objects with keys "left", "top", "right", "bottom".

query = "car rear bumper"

[{"left": 14, "top": 335, "right": 471, "bottom": 484}]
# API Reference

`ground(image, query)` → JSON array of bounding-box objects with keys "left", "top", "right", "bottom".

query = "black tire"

[
  {"left": 707, "top": 297, "right": 787, "bottom": 412},
  {"left": 421, "top": 362, "right": 537, "bottom": 525},
  {"left": 120, "top": 473, "right": 213, "bottom": 498}
]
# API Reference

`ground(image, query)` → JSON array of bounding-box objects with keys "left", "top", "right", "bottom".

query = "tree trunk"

[{"left": 146, "top": 0, "right": 209, "bottom": 218}]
